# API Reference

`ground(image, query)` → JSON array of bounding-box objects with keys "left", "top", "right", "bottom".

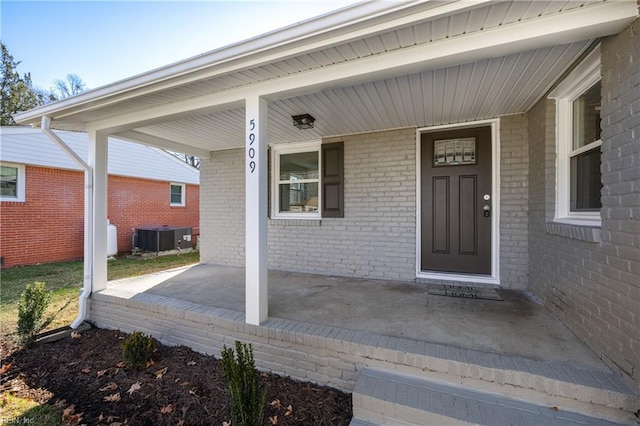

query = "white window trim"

[
  {"left": 271, "top": 140, "right": 322, "bottom": 219},
  {"left": 170, "top": 182, "right": 186, "bottom": 206},
  {"left": 549, "top": 45, "right": 602, "bottom": 226},
  {"left": 0, "top": 162, "right": 26, "bottom": 202}
]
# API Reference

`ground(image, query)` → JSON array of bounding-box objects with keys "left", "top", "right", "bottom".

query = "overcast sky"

[{"left": 1, "top": 1, "right": 360, "bottom": 91}]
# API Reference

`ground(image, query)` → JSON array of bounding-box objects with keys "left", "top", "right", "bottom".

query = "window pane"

[
  {"left": 571, "top": 147, "right": 602, "bottom": 211},
  {"left": 279, "top": 182, "right": 318, "bottom": 213},
  {"left": 280, "top": 151, "right": 318, "bottom": 180},
  {"left": 0, "top": 166, "right": 18, "bottom": 197},
  {"left": 573, "top": 81, "right": 601, "bottom": 150},
  {"left": 433, "top": 138, "right": 476, "bottom": 166},
  {"left": 170, "top": 185, "right": 183, "bottom": 204}
]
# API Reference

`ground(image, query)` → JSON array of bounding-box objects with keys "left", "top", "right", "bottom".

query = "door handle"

[{"left": 483, "top": 204, "right": 491, "bottom": 217}]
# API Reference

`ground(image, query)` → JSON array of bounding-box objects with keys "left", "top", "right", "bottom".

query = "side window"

[
  {"left": 549, "top": 46, "right": 602, "bottom": 224},
  {"left": 271, "top": 141, "right": 344, "bottom": 219},
  {"left": 170, "top": 183, "right": 186, "bottom": 206},
  {"left": 0, "top": 163, "right": 26, "bottom": 202}
]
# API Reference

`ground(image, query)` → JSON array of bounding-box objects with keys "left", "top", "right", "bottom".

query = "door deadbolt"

[{"left": 483, "top": 204, "right": 491, "bottom": 217}]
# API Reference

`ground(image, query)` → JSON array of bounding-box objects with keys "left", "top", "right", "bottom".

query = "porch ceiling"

[
  {"left": 14, "top": 0, "right": 638, "bottom": 155},
  {"left": 129, "top": 42, "right": 590, "bottom": 152}
]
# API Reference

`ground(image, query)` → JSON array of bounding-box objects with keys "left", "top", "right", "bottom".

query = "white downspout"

[{"left": 40, "top": 116, "right": 93, "bottom": 328}]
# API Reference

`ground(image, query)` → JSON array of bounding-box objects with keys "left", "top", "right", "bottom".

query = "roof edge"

[{"left": 14, "top": 0, "right": 429, "bottom": 125}]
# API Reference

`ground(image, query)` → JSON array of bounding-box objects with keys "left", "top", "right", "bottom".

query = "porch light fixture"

[{"left": 292, "top": 114, "right": 315, "bottom": 130}]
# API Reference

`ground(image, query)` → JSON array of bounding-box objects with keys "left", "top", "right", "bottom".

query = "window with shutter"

[{"left": 271, "top": 141, "right": 344, "bottom": 219}]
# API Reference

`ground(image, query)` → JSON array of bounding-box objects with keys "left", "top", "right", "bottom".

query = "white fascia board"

[
  {"left": 87, "top": 0, "right": 638, "bottom": 135},
  {"left": 14, "top": 1, "right": 488, "bottom": 126}
]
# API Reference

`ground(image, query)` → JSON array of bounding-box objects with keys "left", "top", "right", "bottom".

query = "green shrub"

[
  {"left": 17, "top": 282, "right": 70, "bottom": 348},
  {"left": 221, "top": 341, "right": 266, "bottom": 426},
  {"left": 121, "top": 331, "right": 157, "bottom": 370}
]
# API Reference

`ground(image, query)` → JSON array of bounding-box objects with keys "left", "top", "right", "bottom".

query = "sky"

[{"left": 1, "top": 0, "right": 360, "bottom": 91}]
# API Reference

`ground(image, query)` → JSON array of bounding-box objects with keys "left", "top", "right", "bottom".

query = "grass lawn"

[
  {"left": 1, "top": 251, "right": 200, "bottom": 423},
  {"left": 0, "top": 251, "right": 200, "bottom": 341}
]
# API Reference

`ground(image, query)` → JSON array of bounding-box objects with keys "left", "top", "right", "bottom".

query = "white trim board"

[{"left": 415, "top": 119, "right": 500, "bottom": 285}]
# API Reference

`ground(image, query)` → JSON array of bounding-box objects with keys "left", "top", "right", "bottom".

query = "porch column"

[
  {"left": 245, "top": 96, "right": 268, "bottom": 325},
  {"left": 88, "top": 130, "right": 108, "bottom": 292}
]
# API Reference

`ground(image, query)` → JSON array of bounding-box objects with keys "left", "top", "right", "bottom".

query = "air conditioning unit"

[{"left": 136, "top": 226, "right": 192, "bottom": 253}]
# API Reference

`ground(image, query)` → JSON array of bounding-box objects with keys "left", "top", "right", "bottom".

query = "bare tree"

[
  {"left": 52, "top": 73, "right": 87, "bottom": 99},
  {"left": 166, "top": 151, "right": 200, "bottom": 169}
]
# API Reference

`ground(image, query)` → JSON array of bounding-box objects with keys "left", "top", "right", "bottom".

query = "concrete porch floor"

[{"left": 103, "top": 262, "right": 608, "bottom": 372}]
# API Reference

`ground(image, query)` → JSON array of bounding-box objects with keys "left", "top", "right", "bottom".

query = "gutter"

[{"left": 40, "top": 116, "right": 93, "bottom": 328}]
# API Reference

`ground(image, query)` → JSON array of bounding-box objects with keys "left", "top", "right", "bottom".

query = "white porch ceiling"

[
  {"left": 14, "top": 0, "right": 638, "bottom": 155},
  {"left": 130, "top": 41, "right": 590, "bottom": 152}
]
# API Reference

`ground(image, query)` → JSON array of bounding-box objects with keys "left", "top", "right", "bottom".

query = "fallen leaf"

[
  {"left": 159, "top": 403, "right": 174, "bottom": 414},
  {"left": 146, "top": 359, "right": 156, "bottom": 368},
  {"left": 97, "top": 369, "right": 109, "bottom": 378},
  {"left": 269, "top": 415, "right": 278, "bottom": 425},
  {"left": 186, "top": 361, "right": 196, "bottom": 366},
  {"left": 99, "top": 382, "right": 118, "bottom": 392},
  {"left": 103, "top": 393, "right": 121, "bottom": 402},
  {"left": 0, "top": 363, "right": 11, "bottom": 374},
  {"left": 115, "top": 361, "right": 127, "bottom": 368},
  {"left": 70, "top": 331, "right": 81, "bottom": 339},
  {"left": 270, "top": 399, "right": 281, "bottom": 409},
  {"left": 126, "top": 382, "right": 141, "bottom": 396},
  {"left": 81, "top": 368, "right": 91, "bottom": 374},
  {"left": 261, "top": 372, "right": 269, "bottom": 378},
  {"left": 155, "top": 366, "right": 168, "bottom": 379},
  {"left": 550, "top": 406, "right": 558, "bottom": 411},
  {"left": 285, "top": 405, "right": 293, "bottom": 416},
  {"left": 222, "top": 422, "right": 231, "bottom": 426},
  {"left": 179, "top": 381, "right": 189, "bottom": 387},
  {"left": 176, "top": 420, "right": 185, "bottom": 426},
  {"left": 54, "top": 399, "right": 67, "bottom": 409}
]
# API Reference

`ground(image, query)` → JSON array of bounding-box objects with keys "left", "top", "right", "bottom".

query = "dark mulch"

[{"left": 1, "top": 327, "right": 352, "bottom": 425}]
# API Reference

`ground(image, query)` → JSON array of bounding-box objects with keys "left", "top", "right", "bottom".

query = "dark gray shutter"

[{"left": 322, "top": 142, "right": 344, "bottom": 218}]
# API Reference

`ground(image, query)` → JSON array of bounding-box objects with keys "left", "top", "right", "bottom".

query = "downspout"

[{"left": 40, "top": 116, "right": 93, "bottom": 328}]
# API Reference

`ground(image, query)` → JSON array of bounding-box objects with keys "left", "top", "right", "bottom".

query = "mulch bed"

[{"left": 1, "top": 327, "right": 352, "bottom": 425}]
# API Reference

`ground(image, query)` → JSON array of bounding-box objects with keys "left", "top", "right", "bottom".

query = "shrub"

[
  {"left": 221, "top": 341, "right": 266, "bottom": 426},
  {"left": 121, "top": 331, "right": 157, "bottom": 370},
  {"left": 17, "top": 282, "right": 70, "bottom": 348}
]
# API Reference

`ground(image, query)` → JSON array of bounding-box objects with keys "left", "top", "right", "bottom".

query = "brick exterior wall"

[
  {"left": 200, "top": 128, "right": 418, "bottom": 281},
  {"left": 108, "top": 175, "right": 200, "bottom": 253},
  {"left": 271, "top": 129, "right": 417, "bottom": 280},
  {"left": 1, "top": 166, "right": 84, "bottom": 267},
  {"left": 499, "top": 114, "right": 530, "bottom": 289},
  {"left": 0, "top": 165, "right": 199, "bottom": 268},
  {"left": 528, "top": 20, "right": 639, "bottom": 391}
]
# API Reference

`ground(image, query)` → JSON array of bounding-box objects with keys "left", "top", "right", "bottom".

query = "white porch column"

[
  {"left": 88, "top": 130, "right": 108, "bottom": 292},
  {"left": 245, "top": 96, "right": 268, "bottom": 325}
]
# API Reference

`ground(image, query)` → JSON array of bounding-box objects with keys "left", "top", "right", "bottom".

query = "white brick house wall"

[{"left": 200, "top": 128, "right": 418, "bottom": 281}]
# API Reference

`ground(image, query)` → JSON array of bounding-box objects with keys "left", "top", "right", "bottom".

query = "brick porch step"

[{"left": 351, "top": 368, "right": 636, "bottom": 425}]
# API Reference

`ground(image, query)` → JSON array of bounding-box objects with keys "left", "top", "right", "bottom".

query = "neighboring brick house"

[
  {"left": 0, "top": 127, "right": 199, "bottom": 268},
  {"left": 14, "top": 1, "right": 639, "bottom": 394}
]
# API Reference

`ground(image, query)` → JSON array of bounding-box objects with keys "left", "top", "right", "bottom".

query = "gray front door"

[{"left": 421, "top": 126, "right": 492, "bottom": 274}]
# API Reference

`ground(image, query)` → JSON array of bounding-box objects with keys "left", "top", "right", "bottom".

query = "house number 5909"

[{"left": 248, "top": 119, "right": 256, "bottom": 173}]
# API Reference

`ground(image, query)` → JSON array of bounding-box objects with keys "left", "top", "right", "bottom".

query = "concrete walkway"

[{"left": 106, "top": 262, "right": 607, "bottom": 371}]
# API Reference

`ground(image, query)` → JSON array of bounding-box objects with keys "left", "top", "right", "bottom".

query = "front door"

[{"left": 421, "top": 126, "right": 492, "bottom": 274}]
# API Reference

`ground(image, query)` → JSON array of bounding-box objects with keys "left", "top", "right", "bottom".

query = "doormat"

[{"left": 428, "top": 284, "right": 503, "bottom": 301}]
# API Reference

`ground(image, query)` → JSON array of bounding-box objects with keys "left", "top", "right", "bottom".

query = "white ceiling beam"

[
  {"left": 87, "top": 0, "right": 636, "bottom": 135},
  {"left": 114, "top": 130, "right": 211, "bottom": 158}
]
